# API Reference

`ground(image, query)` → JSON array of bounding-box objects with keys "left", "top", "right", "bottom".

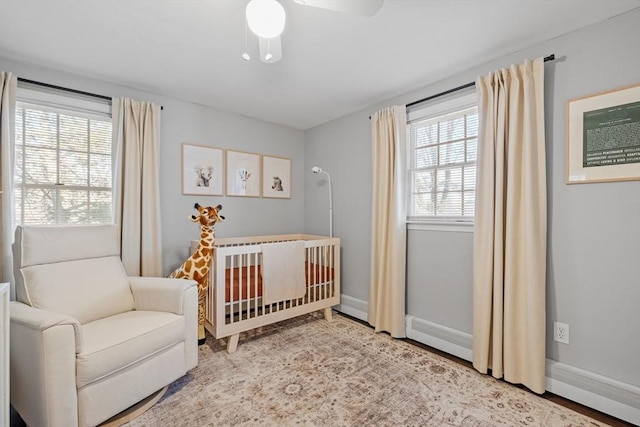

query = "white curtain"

[
  {"left": 368, "top": 105, "right": 407, "bottom": 338},
  {"left": 0, "top": 71, "right": 16, "bottom": 298},
  {"left": 113, "top": 98, "right": 163, "bottom": 277},
  {"left": 473, "top": 58, "right": 547, "bottom": 393}
]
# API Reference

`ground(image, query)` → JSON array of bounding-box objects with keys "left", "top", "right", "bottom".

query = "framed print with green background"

[
  {"left": 262, "top": 155, "right": 291, "bottom": 199},
  {"left": 225, "top": 150, "right": 261, "bottom": 197},
  {"left": 566, "top": 84, "right": 640, "bottom": 184},
  {"left": 182, "top": 143, "right": 224, "bottom": 195}
]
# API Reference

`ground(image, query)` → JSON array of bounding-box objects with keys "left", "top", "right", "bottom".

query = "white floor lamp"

[{"left": 312, "top": 166, "right": 333, "bottom": 237}]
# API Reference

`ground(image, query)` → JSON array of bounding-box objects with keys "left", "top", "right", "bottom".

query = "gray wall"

[
  {"left": 304, "top": 8, "right": 640, "bottom": 388},
  {"left": 407, "top": 228, "right": 474, "bottom": 333},
  {"left": 0, "top": 57, "right": 306, "bottom": 277},
  {"left": 304, "top": 113, "right": 372, "bottom": 301}
]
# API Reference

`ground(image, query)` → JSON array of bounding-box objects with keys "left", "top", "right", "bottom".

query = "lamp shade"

[{"left": 246, "top": 0, "right": 286, "bottom": 38}]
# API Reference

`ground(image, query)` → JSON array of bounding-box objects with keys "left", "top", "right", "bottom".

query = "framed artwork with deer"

[
  {"left": 182, "top": 143, "right": 224, "bottom": 196},
  {"left": 262, "top": 155, "right": 291, "bottom": 199},
  {"left": 225, "top": 150, "right": 261, "bottom": 197}
]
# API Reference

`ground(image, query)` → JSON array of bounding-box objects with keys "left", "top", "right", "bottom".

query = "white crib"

[{"left": 192, "top": 234, "right": 340, "bottom": 352}]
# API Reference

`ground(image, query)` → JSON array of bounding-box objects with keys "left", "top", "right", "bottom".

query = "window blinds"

[
  {"left": 408, "top": 105, "right": 478, "bottom": 219},
  {"left": 14, "top": 101, "right": 113, "bottom": 225}
]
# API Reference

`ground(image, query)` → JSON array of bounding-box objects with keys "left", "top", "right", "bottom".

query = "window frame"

[
  {"left": 406, "top": 90, "right": 478, "bottom": 230},
  {"left": 14, "top": 86, "right": 114, "bottom": 226}
]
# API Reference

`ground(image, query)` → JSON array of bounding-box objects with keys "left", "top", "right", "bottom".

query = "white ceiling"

[{"left": 1, "top": 0, "right": 638, "bottom": 130}]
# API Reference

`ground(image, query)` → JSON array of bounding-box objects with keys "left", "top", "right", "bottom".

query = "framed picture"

[
  {"left": 226, "top": 150, "right": 261, "bottom": 197},
  {"left": 262, "top": 155, "right": 291, "bottom": 199},
  {"left": 566, "top": 84, "right": 640, "bottom": 184},
  {"left": 182, "top": 143, "right": 224, "bottom": 195}
]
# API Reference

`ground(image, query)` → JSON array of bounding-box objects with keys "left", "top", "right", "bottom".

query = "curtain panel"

[
  {"left": 369, "top": 105, "right": 407, "bottom": 338},
  {"left": 113, "top": 97, "right": 163, "bottom": 277},
  {"left": 0, "top": 72, "right": 16, "bottom": 297},
  {"left": 473, "top": 58, "right": 547, "bottom": 393}
]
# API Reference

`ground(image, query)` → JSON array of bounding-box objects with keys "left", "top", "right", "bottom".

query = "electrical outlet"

[{"left": 554, "top": 322, "right": 570, "bottom": 344}]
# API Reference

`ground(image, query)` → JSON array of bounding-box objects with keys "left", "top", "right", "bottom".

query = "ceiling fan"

[{"left": 242, "top": 0, "right": 384, "bottom": 63}]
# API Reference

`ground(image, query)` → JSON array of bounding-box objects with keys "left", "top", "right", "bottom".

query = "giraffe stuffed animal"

[{"left": 169, "top": 202, "right": 224, "bottom": 345}]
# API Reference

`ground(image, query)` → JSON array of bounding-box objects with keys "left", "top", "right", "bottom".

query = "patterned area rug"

[{"left": 125, "top": 312, "right": 601, "bottom": 427}]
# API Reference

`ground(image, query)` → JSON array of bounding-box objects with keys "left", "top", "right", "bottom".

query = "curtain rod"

[
  {"left": 369, "top": 54, "right": 555, "bottom": 118},
  {"left": 406, "top": 54, "right": 555, "bottom": 108},
  {"left": 17, "top": 77, "right": 164, "bottom": 110}
]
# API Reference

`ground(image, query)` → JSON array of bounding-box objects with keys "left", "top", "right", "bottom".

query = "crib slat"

[
  {"left": 325, "top": 245, "right": 329, "bottom": 300},
  {"left": 311, "top": 246, "right": 318, "bottom": 302},
  {"left": 316, "top": 245, "right": 320, "bottom": 302},
  {"left": 236, "top": 254, "right": 240, "bottom": 320},
  {"left": 318, "top": 245, "right": 321, "bottom": 302},
  {"left": 244, "top": 253, "right": 249, "bottom": 320},
  {"left": 326, "top": 243, "right": 330, "bottom": 298},
  {"left": 230, "top": 254, "right": 235, "bottom": 324},
  {"left": 307, "top": 246, "right": 310, "bottom": 305},
  {"left": 320, "top": 245, "right": 325, "bottom": 300},
  {"left": 308, "top": 246, "right": 312, "bottom": 304},
  {"left": 330, "top": 244, "right": 334, "bottom": 298},
  {"left": 253, "top": 252, "right": 264, "bottom": 317},
  {"left": 251, "top": 252, "right": 256, "bottom": 318},
  {"left": 240, "top": 254, "right": 245, "bottom": 320},
  {"left": 326, "top": 244, "right": 329, "bottom": 299},
  {"left": 314, "top": 246, "right": 319, "bottom": 302},
  {"left": 260, "top": 252, "right": 265, "bottom": 315}
]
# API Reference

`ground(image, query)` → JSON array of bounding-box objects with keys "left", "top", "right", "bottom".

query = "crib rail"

[{"left": 195, "top": 235, "right": 340, "bottom": 348}]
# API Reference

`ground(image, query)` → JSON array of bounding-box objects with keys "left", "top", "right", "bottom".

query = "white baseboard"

[
  {"left": 546, "top": 360, "right": 640, "bottom": 425},
  {"left": 336, "top": 295, "right": 639, "bottom": 424},
  {"left": 335, "top": 294, "right": 368, "bottom": 322},
  {"left": 405, "top": 315, "right": 473, "bottom": 362}
]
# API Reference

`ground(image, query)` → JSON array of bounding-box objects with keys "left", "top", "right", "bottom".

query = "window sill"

[{"left": 407, "top": 220, "right": 474, "bottom": 233}]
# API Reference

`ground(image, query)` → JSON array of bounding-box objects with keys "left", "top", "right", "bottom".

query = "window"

[
  {"left": 14, "top": 88, "right": 113, "bottom": 225},
  {"left": 407, "top": 92, "right": 478, "bottom": 223}
]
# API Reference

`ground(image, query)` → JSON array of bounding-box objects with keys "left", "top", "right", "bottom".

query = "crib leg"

[
  {"left": 227, "top": 334, "right": 240, "bottom": 353},
  {"left": 324, "top": 307, "right": 333, "bottom": 321}
]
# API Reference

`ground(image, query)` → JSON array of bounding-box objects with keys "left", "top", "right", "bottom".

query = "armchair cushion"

[
  {"left": 20, "top": 256, "right": 134, "bottom": 324},
  {"left": 76, "top": 310, "right": 185, "bottom": 388},
  {"left": 13, "top": 224, "right": 120, "bottom": 304},
  {"left": 15, "top": 224, "right": 119, "bottom": 266}
]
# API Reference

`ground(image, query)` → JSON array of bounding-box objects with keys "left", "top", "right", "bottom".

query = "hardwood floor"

[{"left": 338, "top": 311, "right": 635, "bottom": 427}]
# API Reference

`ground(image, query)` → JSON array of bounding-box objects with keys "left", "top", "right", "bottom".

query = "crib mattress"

[{"left": 224, "top": 262, "right": 335, "bottom": 303}]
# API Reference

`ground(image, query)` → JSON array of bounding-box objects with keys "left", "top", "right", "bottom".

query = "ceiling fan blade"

[
  {"left": 258, "top": 36, "right": 283, "bottom": 63},
  {"left": 293, "top": 0, "right": 383, "bottom": 17}
]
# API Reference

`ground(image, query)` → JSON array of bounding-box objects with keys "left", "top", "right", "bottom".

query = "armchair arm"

[
  {"left": 10, "top": 301, "right": 83, "bottom": 352},
  {"left": 130, "top": 277, "right": 199, "bottom": 370},
  {"left": 10, "top": 301, "right": 80, "bottom": 427},
  {"left": 129, "top": 276, "right": 197, "bottom": 315}
]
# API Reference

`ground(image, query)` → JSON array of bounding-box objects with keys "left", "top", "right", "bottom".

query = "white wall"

[
  {"left": 304, "top": 9, "right": 640, "bottom": 423},
  {"left": 0, "top": 57, "right": 306, "bottom": 277}
]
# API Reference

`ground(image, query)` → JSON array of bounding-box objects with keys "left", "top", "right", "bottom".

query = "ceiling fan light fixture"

[{"left": 246, "top": 0, "right": 286, "bottom": 39}]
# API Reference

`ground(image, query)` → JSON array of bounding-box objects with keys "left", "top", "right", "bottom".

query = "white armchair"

[{"left": 10, "top": 225, "right": 198, "bottom": 427}]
